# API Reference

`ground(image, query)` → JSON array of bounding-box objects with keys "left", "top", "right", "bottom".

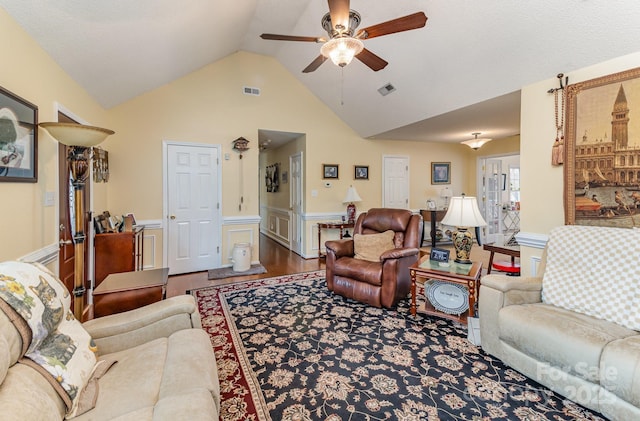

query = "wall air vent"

[
  {"left": 243, "top": 86, "right": 261, "bottom": 96},
  {"left": 377, "top": 83, "right": 396, "bottom": 96}
]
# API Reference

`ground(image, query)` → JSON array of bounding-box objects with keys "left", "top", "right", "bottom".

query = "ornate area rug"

[{"left": 192, "top": 271, "right": 605, "bottom": 421}]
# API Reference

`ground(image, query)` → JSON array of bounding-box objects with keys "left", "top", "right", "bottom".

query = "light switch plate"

[{"left": 44, "top": 191, "right": 55, "bottom": 207}]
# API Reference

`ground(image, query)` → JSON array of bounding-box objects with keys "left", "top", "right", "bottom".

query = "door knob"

[
  {"left": 59, "top": 239, "right": 73, "bottom": 247},
  {"left": 170, "top": 215, "right": 176, "bottom": 220}
]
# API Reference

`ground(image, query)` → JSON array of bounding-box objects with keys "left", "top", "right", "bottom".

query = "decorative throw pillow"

[
  {"left": 354, "top": 230, "right": 396, "bottom": 262},
  {"left": 0, "top": 261, "right": 98, "bottom": 418}
]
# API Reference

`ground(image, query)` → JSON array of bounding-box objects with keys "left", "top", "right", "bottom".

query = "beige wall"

[
  {"left": 519, "top": 51, "right": 640, "bottom": 275},
  {"left": 0, "top": 9, "right": 110, "bottom": 261}
]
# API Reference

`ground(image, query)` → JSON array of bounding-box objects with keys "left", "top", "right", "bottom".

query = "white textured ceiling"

[{"left": 2, "top": 0, "right": 640, "bottom": 144}]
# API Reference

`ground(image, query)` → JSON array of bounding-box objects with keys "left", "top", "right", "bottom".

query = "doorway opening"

[
  {"left": 258, "top": 129, "right": 305, "bottom": 255},
  {"left": 477, "top": 154, "right": 520, "bottom": 245}
]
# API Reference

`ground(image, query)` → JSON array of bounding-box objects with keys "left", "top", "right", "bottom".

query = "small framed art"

[
  {"left": 429, "top": 247, "right": 450, "bottom": 263},
  {"left": 323, "top": 164, "right": 339, "bottom": 179},
  {"left": 0, "top": 86, "right": 38, "bottom": 182},
  {"left": 431, "top": 162, "right": 450, "bottom": 184},
  {"left": 354, "top": 165, "right": 368, "bottom": 180}
]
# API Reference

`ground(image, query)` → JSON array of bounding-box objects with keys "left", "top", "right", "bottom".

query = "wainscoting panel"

[
  {"left": 225, "top": 227, "right": 258, "bottom": 265},
  {"left": 260, "top": 206, "right": 290, "bottom": 249}
]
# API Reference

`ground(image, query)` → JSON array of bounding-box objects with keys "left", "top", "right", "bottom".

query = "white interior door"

[
  {"left": 290, "top": 153, "right": 303, "bottom": 254},
  {"left": 383, "top": 155, "right": 409, "bottom": 208},
  {"left": 166, "top": 143, "right": 221, "bottom": 274},
  {"left": 483, "top": 158, "right": 503, "bottom": 244}
]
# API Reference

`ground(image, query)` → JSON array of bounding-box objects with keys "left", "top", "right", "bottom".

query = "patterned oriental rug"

[{"left": 192, "top": 271, "right": 605, "bottom": 421}]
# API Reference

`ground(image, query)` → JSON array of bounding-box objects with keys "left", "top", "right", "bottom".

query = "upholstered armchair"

[{"left": 324, "top": 208, "right": 423, "bottom": 308}]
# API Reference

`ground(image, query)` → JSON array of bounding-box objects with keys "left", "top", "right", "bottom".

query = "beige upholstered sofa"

[
  {"left": 479, "top": 225, "right": 640, "bottom": 421},
  {"left": 0, "top": 261, "right": 220, "bottom": 420}
]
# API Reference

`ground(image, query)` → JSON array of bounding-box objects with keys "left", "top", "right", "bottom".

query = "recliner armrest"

[
  {"left": 83, "top": 295, "right": 202, "bottom": 355},
  {"left": 481, "top": 274, "right": 543, "bottom": 294},
  {"left": 380, "top": 247, "right": 419, "bottom": 261},
  {"left": 325, "top": 239, "right": 354, "bottom": 258}
]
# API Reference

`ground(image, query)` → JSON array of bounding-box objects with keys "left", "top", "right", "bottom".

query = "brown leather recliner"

[{"left": 324, "top": 208, "right": 423, "bottom": 308}]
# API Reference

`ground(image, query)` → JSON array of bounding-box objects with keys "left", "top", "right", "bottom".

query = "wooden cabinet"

[{"left": 94, "top": 228, "right": 143, "bottom": 287}]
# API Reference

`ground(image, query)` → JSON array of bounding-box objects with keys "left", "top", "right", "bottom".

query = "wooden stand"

[
  {"left": 317, "top": 221, "right": 355, "bottom": 258},
  {"left": 94, "top": 227, "right": 144, "bottom": 287},
  {"left": 93, "top": 268, "right": 168, "bottom": 317},
  {"left": 409, "top": 255, "right": 482, "bottom": 325}
]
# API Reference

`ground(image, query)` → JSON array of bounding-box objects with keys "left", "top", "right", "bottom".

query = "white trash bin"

[{"left": 231, "top": 242, "right": 251, "bottom": 272}]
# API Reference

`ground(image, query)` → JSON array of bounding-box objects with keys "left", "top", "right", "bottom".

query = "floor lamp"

[{"left": 40, "top": 122, "right": 115, "bottom": 320}]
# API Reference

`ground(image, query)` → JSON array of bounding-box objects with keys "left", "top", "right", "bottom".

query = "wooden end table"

[
  {"left": 409, "top": 255, "right": 482, "bottom": 325},
  {"left": 483, "top": 243, "right": 520, "bottom": 274},
  {"left": 93, "top": 268, "right": 169, "bottom": 318},
  {"left": 317, "top": 221, "right": 355, "bottom": 258}
]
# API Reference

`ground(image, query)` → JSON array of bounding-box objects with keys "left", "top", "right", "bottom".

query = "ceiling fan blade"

[
  {"left": 328, "top": 0, "right": 350, "bottom": 31},
  {"left": 356, "top": 12, "right": 427, "bottom": 39},
  {"left": 261, "top": 34, "right": 325, "bottom": 43},
  {"left": 356, "top": 48, "right": 388, "bottom": 71},
  {"left": 302, "top": 55, "right": 328, "bottom": 73}
]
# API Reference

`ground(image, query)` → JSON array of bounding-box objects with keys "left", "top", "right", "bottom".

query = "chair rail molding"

[
  {"left": 223, "top": 215, "right": 261, "bottom": 225},
  {"left": 19, "top": 243, "right": 59, "bottom": 265},
  {"left": 137, "top": 219, "right": 163, "bottom": 230},
  {"left": 515, "top": 231, "right": 548, "bottom": 249}
]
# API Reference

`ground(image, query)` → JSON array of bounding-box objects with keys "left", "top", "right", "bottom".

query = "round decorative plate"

[{"left": 425, "top": 281, "right": 469, "bottom": 315}]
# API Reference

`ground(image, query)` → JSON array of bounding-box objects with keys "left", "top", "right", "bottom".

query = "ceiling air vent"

[
  {"left": 377, "top": 83, "right": 396, "bottom": 96},
  {"left": 243, "top": 86, "right": 260, "bottom": 96}
]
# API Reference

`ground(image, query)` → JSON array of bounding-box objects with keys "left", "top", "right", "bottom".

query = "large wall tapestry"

[{"left": 565, "top": 66, "right": 640, "bottom": 228}]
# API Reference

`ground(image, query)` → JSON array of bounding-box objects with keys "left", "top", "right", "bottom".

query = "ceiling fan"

[{"left": 260, "top": 0, "right": 427, "bottom": 73}]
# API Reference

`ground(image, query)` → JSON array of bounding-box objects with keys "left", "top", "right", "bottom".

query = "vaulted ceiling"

[{"left": 2, "top": 1, "right": 640, "bottom": 144}]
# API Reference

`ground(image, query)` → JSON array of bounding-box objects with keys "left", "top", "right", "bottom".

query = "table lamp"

[
  {"left": 40, "top": 122, "right": 115, "bottom": 320},
  {"left": 343, "top": 185, "right": 362, "bottom": 224},
  {"left": 440, "top": 194, "right": 487, "bottom": 264}
]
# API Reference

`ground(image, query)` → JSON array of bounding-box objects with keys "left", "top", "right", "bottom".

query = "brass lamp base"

[{"left": 451, "top": 227, "right": 473, "bottom": 264}]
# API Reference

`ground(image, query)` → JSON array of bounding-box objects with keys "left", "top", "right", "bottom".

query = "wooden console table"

[
  {"left": 93, "top": 268, "right": 168, "bottom": 317},
  {"left": 419, "top": 209, "right": 448, "bottom": 247},
  {"left": 317, "top": 221, "right": 354, "bottom": 258}
]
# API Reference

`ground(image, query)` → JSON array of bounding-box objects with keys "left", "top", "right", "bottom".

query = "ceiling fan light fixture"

[
  {"left": 321, "top": 37, "right": 363, "bottom": 67},
  {"left": 461, "top": 132, "right": 492, "bottom": 150}
]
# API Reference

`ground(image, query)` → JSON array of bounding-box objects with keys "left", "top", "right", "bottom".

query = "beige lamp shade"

[
  {"left": 441, "top": 195, "right": 487, "bottom": 228},
  {"left": 40, "top": 122, "right": 114, "bottom": 147},
  {"left": 343, "top": 186, "right": 362, "bottom": 203}
]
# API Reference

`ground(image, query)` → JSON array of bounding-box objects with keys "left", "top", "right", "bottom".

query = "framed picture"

[
  {"left": 426, "top": 199, "right": 437, "bottom": 210},
  {"left": 429, "top": 247, "right": 450, "bottom": 263},
  {"left": 323, "top": 164, "right": 339, "bottom": 179},
  {"left": 565, "top": 66, "right": 640, "bottom": 228},
  {"left": 0, "top": 86, "right": 38, "bottom": 182},
  {"left": 354, "top": 165, "right": 368, "bottom": 180},
  {"left": 431, "top": 162, "right": 450, "bottom": 184}
]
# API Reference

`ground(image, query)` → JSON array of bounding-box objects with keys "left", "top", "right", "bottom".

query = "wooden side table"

[
  {"left": 409, "top": 255, "right": 482, "bottom": 324},
  {"left": 317, "top": 221, "right": 355, "bottom": 258},
  {"left": 93, "top": 268, "right": 168, "bottom": 317},
  {"left": 483, "top": 243, "right": 520, "bottom": 274}
]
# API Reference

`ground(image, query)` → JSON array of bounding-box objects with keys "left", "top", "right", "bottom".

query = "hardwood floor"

[
  {"left": 166, "top": 234, "right": 325, "bottom": 297},
  {"left": 166, "top": 234, "right": 498, "bottom": 298}
]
